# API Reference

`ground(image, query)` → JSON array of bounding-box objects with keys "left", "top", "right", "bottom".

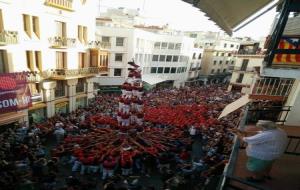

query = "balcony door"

[
  {"left": 55, "top": 21, "right": 66, "bottom": 37},
  {"left": 241, "top": 59, "right": 249, "bottom": 71},
  {"left": 56, "top": 51, "right": 67, "bottom": 69}
]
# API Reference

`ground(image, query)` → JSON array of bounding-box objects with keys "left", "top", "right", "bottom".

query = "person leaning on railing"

[{"left": 231, "top": 120, "right": 288, "bottom": 183}]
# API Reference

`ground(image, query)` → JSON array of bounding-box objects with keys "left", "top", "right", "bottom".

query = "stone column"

[
  {"left": 42, "top": 81, "right": 57, "bottom": 118},
  {"left": 67, "top": 79, "right": 78, "bottom": 113},
  {"left": 86, "top": 77, "right": 95, "bottom": 102}
]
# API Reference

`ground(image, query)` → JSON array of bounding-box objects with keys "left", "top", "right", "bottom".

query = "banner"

[{"left": 0, "top": 72, "right": 32, "bottom": 113}]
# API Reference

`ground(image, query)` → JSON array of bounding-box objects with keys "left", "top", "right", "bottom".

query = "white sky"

[{"left": 100, "top": 0, "right": 277, "bottom": 40}]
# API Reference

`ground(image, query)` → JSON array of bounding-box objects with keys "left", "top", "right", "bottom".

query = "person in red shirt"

[
  {"left": 120, "top": 152, "right": 133, "bottom": 176},
  {"left": 102, "top": 156, "right": 116, "bottom": 180}
]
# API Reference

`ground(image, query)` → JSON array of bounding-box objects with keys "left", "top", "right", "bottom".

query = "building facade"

[
  {"left": 95, "top": 14, "right": 194, "bottom": 88},
  {"left": 0, "top": 0, "right": 107, "bottom": 126}
]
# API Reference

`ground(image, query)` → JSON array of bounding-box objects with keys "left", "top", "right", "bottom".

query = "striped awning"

[{"left": 273, "top": 38, "right": 300, "bottom": 66}]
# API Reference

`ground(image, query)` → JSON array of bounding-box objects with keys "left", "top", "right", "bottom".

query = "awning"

[
  {"left": 218, "top": 95, "right": 251, "bottom": 119},
  {"left": 0, "top": 111, "right": 27, "bottom": 125},
  {"left": 142, "top": 75, "right": 166, "bottom": 86},
  {"left": 183, "top": 0, "right": 275, "bottom": 35}
]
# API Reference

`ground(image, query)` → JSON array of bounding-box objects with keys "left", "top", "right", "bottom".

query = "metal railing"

[
  {"left": 250, "top": 77, "right": 294, "bottom": 97},
  {"left": 233, "top": 66, "right": 254, "bottom": 72},
  {"left": 48, "top": 36, "right": 76, "bottom": 48},
  {"left": 88, "top": 40, "right": 111, "bottom": 49},
  {"left": 42, "top": 67, "right": 107, "bottom": 79},
  {"left": 246, "top": 106, "right": 292, "bottom": 125},
  {"left": 0, "top": 30, "right": 18, "bottom": 45},
  {"left": 44, "top": 0, "right": 73, "bottom": 11},
  {"left": 285, "top": 136, "right": 300, "bottom": 155},
  {"left": 31, "top": 93, "right": 43, "bottom": 103},
  {"left": 27, "top": 72, "right": 43, "bottom": 82}
]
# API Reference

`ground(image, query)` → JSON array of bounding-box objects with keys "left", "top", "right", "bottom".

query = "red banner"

[{"left": 0, "top": 72, "right": 32, "bottom": 113}]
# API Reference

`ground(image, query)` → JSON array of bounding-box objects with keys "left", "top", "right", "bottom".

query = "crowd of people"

[{"left": 0, "top": 84, "right": 242, "bottom": 190}]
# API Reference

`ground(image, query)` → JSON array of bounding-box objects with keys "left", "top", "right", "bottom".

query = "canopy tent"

[
  {"left": 142, "top": 75, "right": 166, "bottom": 86},
  {"left": 182, "top": 0, "right": 277, "bottom": 35},
  {"left": 218, "top": 95, "right": 251, "bottom": 119}
]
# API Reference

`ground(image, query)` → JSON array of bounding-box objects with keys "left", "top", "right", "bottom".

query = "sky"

[{"left": 99, "top": 0, "right": 278, "bottom": 40}]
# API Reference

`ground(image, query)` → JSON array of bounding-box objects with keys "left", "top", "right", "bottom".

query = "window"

[
  {"left": 26, "top": 51, "right": 34, "bottom": 71},
  {"left": 0, "top": 50, "right": 8, "bottom": 73},
  {"left": 236, "top": 73, "right": 244, "bottom": 83},
  {"left": 223, "top": 69, "right": 227, "bottom": 73},
  {"left": 221, "top": 53, "right": 224, "bottom": 56},
  {"left": 90, "top": 50, "right": 98, "bottom": 67},
  {"left": 79, "top": 53, "right": 86, "bottom": 68},
  {"left": 228, "top": 53, "right": 231, "bottom": 57},
  {"left": 102, "top": 36, "right": 110, "bottom": 42},
  {"left": 192, "top": 53, "right": 196, "bottom": 59},
  {"left": 159, "top": 55, "right": 166, "bottom": 62},
  {"left": 116, "top": 37, "right": 124, "bottom": 46},
  {"left": 236, "top": 45, "right": 239, "bottom": 49},
  {"left": 219, "top": 60, "right": 222, "bottom": 65},
  {"left": 224, "top": 43, "right": 227, "bottom": 48},
  {"left": 32, "top": 16, "right": 40, "bottom": 38},
  {"left": 157, "top": 67, "right": 163, "bottom": 73},
  {"left": 230, "top": 44, "right": 234, "bottom": 48},
  {"left": 114, "top": 68, "right": 122, "bottom": 76},
  {"left": 166, "top": 55, "right": 172, "bottom": 62},
  {"left": 171, "top": 67, "right": 176, "bottom": 73},
  {"left": 231, "top": 60, "right": 235, "bottom": 65},
  {"left": 151, "top": 67, "right": 157, "bottom": 73},
  {"left": 154, "top": 42, "right": 160, "bottom": 49},
  {"left": 172, "top": 56, "right": 179, "bottom": 62},
  {"left": 76, "top": 78, "right": 85, "bottom": 93},
  {"left": 115, "top": 53, "right": 123, "bottom": 62},
  {"left": 216, "top": 52, "right": 219, "bottom": 56},
  {"left": 152, "top": 55, "right": 159, "bottom": 61},
  {"left": 78, "top": 25, "right": 87, "bottom": 43},
  {"left": 56, "top": 21, "right": 66, "bottom": 37},
  {"left": 241, "top": 59, "right": 249, "bottom": 71},
  {"left": 213, "top": 60, "right": 217, "bottom": 65},
  {"left": 23, "top": 14, "right": 31, "bottom": 37},
  {"left": 56, "top": 52, "right": 67, "bottom": 69},
  {"left": 164, "top": 67, "right": 170, "bottom": 73},
  {"left": 0, "top": 10, "right": 3, "bottom": 31},
  {"left": 168, "top": 43, "right": 175, "bottom": 50},
  {"left": 211, "top": 69, "right": 215, "bottom": 74},
  {"left": 190, "top": 33, "right": 197, "bottom": 38},
  {"left": 217, "top": 69, "right": 220, "bottom": 73},
  {"left": 83, "top": 26, "right": 88, "bottom": 43},
  {"left": 177, "top": 67, "right": 181, "bottom": 73},
  {"left": 55, "top": 81, "right": 65, "bottom": 98},
  {"left": 198, "top": 53, "right": 201, "bottom": 59},
  {"left": 34, "top": 51, "right": 42, "bottom": 72},
  {"left": 225, "top": 60, "right": 229, "bottom": 65},
  {"left": 175, "top": 43, "right": 181, "bottom": 50},
  {"left": 161, "top": 42, "right": 167, "bottom": 49}
]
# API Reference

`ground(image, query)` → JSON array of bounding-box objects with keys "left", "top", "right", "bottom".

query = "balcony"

[
  {"left": 26, "top": 71, "right": 43, "bottom": 82},
  {"left": 233, "top": 66, "right": 255, "bottom": 72},
  {"left": 42, "top": 67, "right": 107, "bottom": 80},
  {"left": 217, "top": 107, "right": 299, "bottom": 190},
  {"left": 249, "top": 77, "right": 294, "bottom": 101},
  {"left": 44, "top": 0, "right": 73, "bottom": 11},
  {"left": 48, "top": 36, "right": 76, "bottom": 48},
  {"left": 0, "top": 30, "right": 18, "bottom": 45},
  {"left": 31, "top": 93, "right": 43, "bottom": 103},
  {"left": 88, "top": 40, "right": 111, "bottom": 50}
]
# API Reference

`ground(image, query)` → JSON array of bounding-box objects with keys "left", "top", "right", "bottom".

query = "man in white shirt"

[{"left": 234, "top": 120, "right": 288, "bottom": 182}]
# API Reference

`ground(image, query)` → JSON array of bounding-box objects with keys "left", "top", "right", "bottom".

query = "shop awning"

[
  {"left": 218, "top": 95, "right": 251, "bottom": 119},
  {"left": 0, "top": 111, "right": 27, "bottom": 125},
  {"left": 142, "top": 75, "right": 166, "bottom": 86},
  {"left": 183, "top": 0, "right": 276, "bottom": 35}
]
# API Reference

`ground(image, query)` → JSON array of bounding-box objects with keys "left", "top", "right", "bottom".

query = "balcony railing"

[
  {"left": 26, "top": 71, "right": 43, "bottom": 82},
  {"left": 48, "top": 36, "right": 76, "bottom": 48},
  {"left": 88, "top": 41, "right": 111, "bottom": 49},
  {"left": 44, "top": 0, "right": 73, "bottom": 11},
  {"left": 250, "top": 77, "right": 294, "bottom": 100},
  {"left": 233, "top": 66, "right": 254, "bottom": 72},
  {"left": 42, "top": 67, "right": 107, "bottom": 79},
  {"left": 0, "top": 30, "right": 18, "bottom": 45}
]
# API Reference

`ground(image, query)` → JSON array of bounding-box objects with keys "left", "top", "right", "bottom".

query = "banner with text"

[{"left": 0, "top": 72, "right": 32, "bottom": 113}]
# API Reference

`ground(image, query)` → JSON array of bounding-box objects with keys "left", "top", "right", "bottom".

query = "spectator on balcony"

[{"left": 235, "top": 120, "right": 288, "bottom": 182}]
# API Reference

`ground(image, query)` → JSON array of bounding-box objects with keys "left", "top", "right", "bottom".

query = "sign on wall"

[{"left": 0, "top": 72, "right": 32, "bottom": 113}]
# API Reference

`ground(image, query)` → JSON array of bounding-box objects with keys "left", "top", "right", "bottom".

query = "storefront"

[
  {"left": 55, "top": 102, "right": 69, "bottom": 115},
  {"left": 76, "top": 97, "right": 87, "bottom": 109},
  {"left": 28, "top": 104, "right": 46, "bottom": 125}
]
